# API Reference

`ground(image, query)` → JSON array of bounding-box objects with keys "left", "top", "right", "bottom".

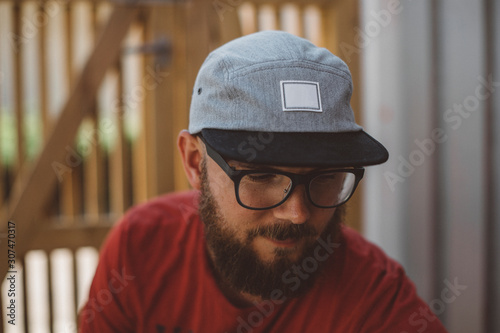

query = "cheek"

[
  {"left": 206, "top": 169, "right": 259, "bottom": 231},
  {"left": 310, "top": 208, "right": 337, "bottom": 232}
]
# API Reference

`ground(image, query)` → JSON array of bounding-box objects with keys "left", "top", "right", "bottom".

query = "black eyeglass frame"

[{"left": 199, "top": 136, "right": 365, "bottom": 210}]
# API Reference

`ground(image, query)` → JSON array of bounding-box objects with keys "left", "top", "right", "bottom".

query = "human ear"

[{"left": 177, "top": 130, "right": 203, "bottom": 190}]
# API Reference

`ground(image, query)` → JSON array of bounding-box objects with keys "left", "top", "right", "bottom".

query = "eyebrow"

[{"left": 228, "top": 161, "right": 272, "bottom": 171}]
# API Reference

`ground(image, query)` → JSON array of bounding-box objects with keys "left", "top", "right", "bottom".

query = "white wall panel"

[
  {"left": 361, "top": 0, "right": 407, "bottom": 266},
  {"left": 362, "top": 0, "right": 492, "bottom": 331},
  {"left": 488, "top": 0, "right": 500, "bottom": 331},
  {"left": 437, "top": 1, "right": 486, "bottom": 331}
]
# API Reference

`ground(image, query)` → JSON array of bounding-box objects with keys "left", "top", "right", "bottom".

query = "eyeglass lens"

[{"left": 237, "top": 172, "right": 356, "bottom": 209}]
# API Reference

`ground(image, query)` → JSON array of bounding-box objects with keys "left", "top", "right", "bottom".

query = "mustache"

[{"left": 247, "top": 223, "right": 318, "bottom": 242}]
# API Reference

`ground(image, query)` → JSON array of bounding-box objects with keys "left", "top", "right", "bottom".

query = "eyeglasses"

[{"left": 200, "top": 136, "right": 364, "bottom": 210}]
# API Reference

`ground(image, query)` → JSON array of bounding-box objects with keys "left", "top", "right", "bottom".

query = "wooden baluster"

[
  {"left": 12, "top": 2, "right": 25, "bottom": 175},
  {"left": 21, "top": 257, "right": 29, "bottom": 333},
  {"left": 132, "top": 21, "right": 149, "bottom": 204},
  {"left": 0, "top": 50, "right": 3, "bottom": 210},
  {"left": 38, "top": 2, "right": 50, "bottom": 140},
  {"left": 305, "top": 5, "right": 323, "bottom": 47},
  {"left": 272, "top": 4, "right": 281, "bottom": 30},
  {"left": 59, "top": 1, "right": 82, "bottom": 221},
  {"left": 47, "top": 252, "right": 54, "bottom": 333},
  {"left": 84, "top": 1, "right": 105, "bottom": 222},
  {"left": 110, "top": 58, "right": 132, "bottom": 215},
  {"left": 72, "top": 249, "right": 80, "bottom": 322},
  {"left": 238, "top": 2, "right": 258, "bottom": 35},
  {"left": 297, "top": 4, "right": 305, "bottom": 37},
  {"left": 172, "top": 3, "right": 191, "bottom": 192}
]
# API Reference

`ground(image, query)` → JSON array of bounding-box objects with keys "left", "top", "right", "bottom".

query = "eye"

[
  {"left": 319, "top": 173, "right": 336, "bottom": 179},
  {"left": 246, "top": 173, "right": 277, "bottom": 183},
  {"left": 312, "top": 173, "right": 343, "bottom": 185}
]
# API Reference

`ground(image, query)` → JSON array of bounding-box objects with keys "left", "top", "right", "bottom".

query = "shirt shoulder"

[
  {"left": 340, "top": 225, "right": 403, "bottom": 277},
  {"left": 115, "top": 189, "right": 203, "bottom": 267},
  {"left": 122, "top": 190, "right": 200, "bottom": 228},
  {"left": 79, "top": 190, "right": 205, "bottom": 331},
  {"left": 332, "top": 226, "right": 447, "bottom": 332}
]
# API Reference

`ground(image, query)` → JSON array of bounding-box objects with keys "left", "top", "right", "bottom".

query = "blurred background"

[{"left": 0, "top": 0, "right": 498, "bottom": 332}]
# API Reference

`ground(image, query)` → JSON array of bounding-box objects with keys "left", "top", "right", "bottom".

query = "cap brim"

[{"left": 201, "top": 129, "right": 388, "bottom": 168}]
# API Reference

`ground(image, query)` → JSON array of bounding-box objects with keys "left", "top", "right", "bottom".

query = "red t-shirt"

[{"left": 79, "top": 190, "right": 447, "bottom": 333}]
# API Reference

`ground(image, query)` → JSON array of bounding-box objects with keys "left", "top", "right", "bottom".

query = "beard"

[{"left": 199, "top": 159, "right": 344, "bottom": 300}]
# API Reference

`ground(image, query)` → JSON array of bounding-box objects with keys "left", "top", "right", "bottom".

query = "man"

[{"left": 79, "top": 31, "right": 447, "bottom": 332}]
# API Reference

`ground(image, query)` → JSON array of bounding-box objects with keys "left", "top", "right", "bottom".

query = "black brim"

[{"left": 201, "top": 129, "right": 388, "bottom": 168}]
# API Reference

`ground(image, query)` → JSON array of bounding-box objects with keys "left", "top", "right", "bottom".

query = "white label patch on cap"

[{"left": 280, "top": 80, "right": 322, "bottom": 112}]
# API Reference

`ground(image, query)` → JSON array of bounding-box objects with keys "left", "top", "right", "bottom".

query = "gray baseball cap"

[{"left": 188, "top": 30, "right": 388, "bottom": 167}]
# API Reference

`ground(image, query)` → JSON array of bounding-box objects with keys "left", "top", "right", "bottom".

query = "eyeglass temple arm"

[{"left": 199, "top": 136, "right": 240, "bottom": 177}]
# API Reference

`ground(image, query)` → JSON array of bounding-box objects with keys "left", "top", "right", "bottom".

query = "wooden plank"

[
  {"left": 218, "top": 0, "right": 243, "bottom": 45},
  {"left": 245, "top": 0, "right": 332, "bottom": 4},
  {"left": 131, "top": 19, "right": 150, "bottom": 203},
  {"left": 0, "top": 131, "right": 2, "bottom": 211},
  {"left": 172, "top": 4, "right": 190, "bottom": 191},
  {"left": 272, "top": 4, "right": 281, "bottom": 30},
  {"left": 182, "top": 0, "right": 215, "bottom": 196},
  {"left": 24, "top": 219, "right": 114, "bottom": 252},
  {"left": 84, "top": 1, "right": 106, "bottom": 220},
  {"left": 72, "top": 250, "right": 79, "bottom": 320},
  {"left": 13, "top": 2, "right": 25, "bottom": 173},
  {"left": 320, "top": 5, "right": 338, "bottom": 52},
  {"left": 59, "top": 1, "right": 81, "bottom": 219},
  {"left": 304, "top": 5, "right": 323, "bottom": 47},
  {"left": 0, "top": 42, "right": 3, "bottom": 210},
  {"left": 0, "top": 286, "right": 3, "bottom": 333},
  {"left": 185, "top": 0, "right": 213, "bottom": 90},
  {"left": 83, "top": 2, "right": 105, "bottom": 220},
  {"left": 238, "top": 2, "right": 258, "bottom": 35},
  {"left": 0, "top": 288, "right": 4, "bottom": 333},
  {"left": 47, "top": 254, "right": 54, "bottom": 333},
  {"left": 295, "top": 5, "right": 305, "bottom": 37},
  {"left": 83, "top": 112, "right": 105, "bottom": 220},
  {"left": 38, "top": 2, "right": 50, "bottom": 139},
  {"left": 281, "top": 4, "right": 302, "bottom": 37},
  {"left": 140, "top": 7, "right": 173, "bottom": 198},
  {"left": 0, "top": 5, "right": 141, "bottom": 280},
  {"left": 144, "top": 7, "right": 175, "bottom": 197},
  {"left": 0, "top": 288, "right": 3, "bottom": 333},
  {"left": 109, "top": 60, "right": 130, "bottom": 214},
  {"left": 21, "top": 257, "right": 28, "bottom": 333}
]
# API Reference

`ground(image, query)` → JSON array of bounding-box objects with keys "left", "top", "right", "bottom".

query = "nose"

[{"left": 272, "top": 184, "right": 311, "bottom": 224}]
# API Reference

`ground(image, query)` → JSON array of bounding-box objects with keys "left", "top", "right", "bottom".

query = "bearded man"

[{"left": 79, "top": 31, "right": 447, "bottom": 333}]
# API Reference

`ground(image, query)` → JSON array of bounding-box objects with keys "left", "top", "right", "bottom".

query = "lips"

[{"left": 265, "top": 237, "right": 299, "bottom": 248}]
